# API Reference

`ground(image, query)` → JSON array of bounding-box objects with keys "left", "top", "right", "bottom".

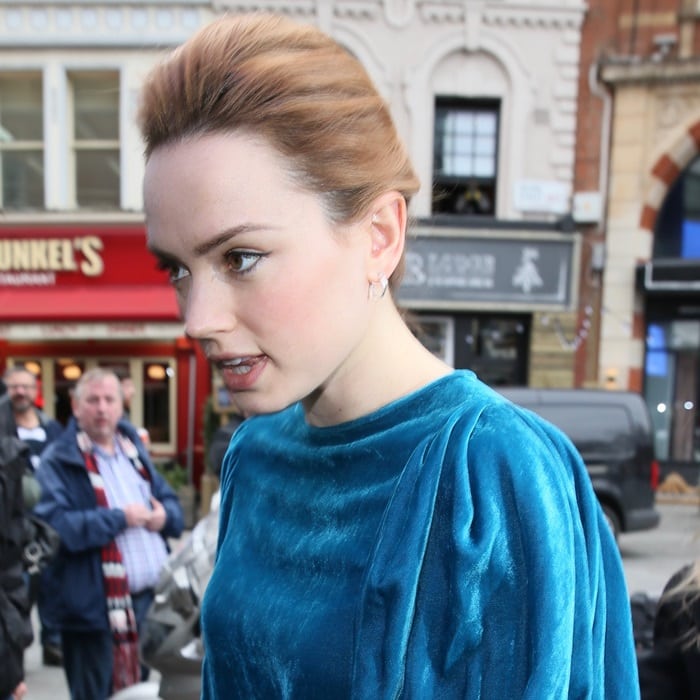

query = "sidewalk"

[
  {"left": 22, "top": 608, "right": 161, "bottom": 700},
  {"left": 23, "top": 609, "right": 69, "bottom": 700},
  {"left": 20, "top": 530, "right": 194, "bottom": 700}
]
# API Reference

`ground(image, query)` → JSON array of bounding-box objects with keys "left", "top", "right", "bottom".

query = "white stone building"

[{"left": 0, "top": 0, "right": 587, "bottom": 475}]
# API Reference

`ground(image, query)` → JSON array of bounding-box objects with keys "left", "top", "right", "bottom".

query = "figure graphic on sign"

[{"left": 512, "top": 247, "right": 543, "bottom": 294}]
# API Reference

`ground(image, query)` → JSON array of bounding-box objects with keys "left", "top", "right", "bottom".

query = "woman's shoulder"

[
  {"left": 433, "top": 372, "right": 567, "bottom": 446},
  {"left": 425, "top": 376, "right": 589, "bottom": 508}
]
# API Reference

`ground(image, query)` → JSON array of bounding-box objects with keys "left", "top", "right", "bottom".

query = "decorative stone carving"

[
  {"left": 334, "top": 1, "right": 378, "bottom": 21},
  {"left": 212, "top": 1, "right": 315, "bottom": 17},
  {"left": 384, "top": 0, "right": 415, "bottom": 28},
  {"left": 0, "top": 2, "right": 205, "bottom": 47},
  {"left": 656, "top": 92, "right": 700, "bottom": 132}
]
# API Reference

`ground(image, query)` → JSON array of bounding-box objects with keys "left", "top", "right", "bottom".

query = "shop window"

[
  {"left": 11, "top": 357, "right": 176, "bottom": 452},
  {"left": 142, "top": 362, "right": 173, "bottom": 444},
  {"left": 410, "top": 312, "right": 528, "bottom": 385},
  {"left": 645, "top": 319, "right": 700, "bottom": 464},
  {"left": 410, "top": 315, "right": 455, "bottom": 366},
  {"left": 0, "top": 73, "right": 44, "bottom": 209},
  {"left": 654, "top": 155, "right": 700, "bottom": 259},
  {"left": 432, "top": 98, "right": 499, "bottom": 216},
  {"left": 54, "top": 358, "right": 87, "bottom": 424},
  {"left": 69, "top": 71, "right": 120, "bottom": 209},
  {"left": 97, "top": 359, "right": 175, "bottom": 447},
  {"left": 454, "top": 314, "right": 529, "bottom": 386}
]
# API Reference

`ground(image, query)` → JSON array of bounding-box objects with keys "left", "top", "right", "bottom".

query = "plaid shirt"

[{"left": 95, "top": 442, "right": 168, "bottom": 593}]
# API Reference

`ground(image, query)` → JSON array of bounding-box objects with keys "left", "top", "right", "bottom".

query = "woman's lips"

[{"left": 217, "top": 355, "right": 268, "bottom": 392}]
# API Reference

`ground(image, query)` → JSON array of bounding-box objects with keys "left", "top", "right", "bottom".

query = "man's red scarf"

[{"left": 77, "top": 430, "right": 151, "bottom": 692}]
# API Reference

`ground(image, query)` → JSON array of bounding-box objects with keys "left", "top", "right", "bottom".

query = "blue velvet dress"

[{"left": 200, "top": 371, "right": 639, "bottom": 699}]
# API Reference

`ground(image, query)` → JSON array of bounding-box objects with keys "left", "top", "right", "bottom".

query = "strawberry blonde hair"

[{"left": 138, "top": 13, "right": 419, "bottom": 287}]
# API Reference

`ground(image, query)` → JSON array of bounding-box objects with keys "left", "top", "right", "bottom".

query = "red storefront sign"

[{"left": 0, "top": 224, "right": 179, "bottom": 321}]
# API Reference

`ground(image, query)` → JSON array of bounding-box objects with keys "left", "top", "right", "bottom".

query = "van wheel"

[{"left": 602, "top": 505, "right": 621, "bottom": 541}]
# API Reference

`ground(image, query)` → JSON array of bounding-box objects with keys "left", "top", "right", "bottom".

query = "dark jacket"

[
  {"left": 0, "top": 395, "right": 63, "bottom": 447},
  {"left": 34, "top": 418, "right": 185, "bottom": 633},
  {"left": 638, "top": 564, "right": 700, "bottom": 699},
  {"left": 0, "top": 437, "right": 34, "bottom": 697}
]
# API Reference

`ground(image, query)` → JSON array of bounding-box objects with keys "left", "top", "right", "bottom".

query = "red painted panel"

[
  {"left": 0, "top": 224, "right": 168, "bottom": 287},
  {"left": 0, "top": 285, "right": 179, "bottom": 321}
]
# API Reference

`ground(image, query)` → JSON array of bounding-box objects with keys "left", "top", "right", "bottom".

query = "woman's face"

[{"left": 144, "top": 133, "right": 374, "bottom": 418}]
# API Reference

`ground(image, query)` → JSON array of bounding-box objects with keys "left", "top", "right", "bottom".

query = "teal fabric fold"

[{"left": 201, "top": 370, "right": 639, "bottom": 699}]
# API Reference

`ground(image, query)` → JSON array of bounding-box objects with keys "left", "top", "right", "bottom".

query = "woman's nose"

[{"left": 182, "top": 277, "right": 236, "bottom": 340}]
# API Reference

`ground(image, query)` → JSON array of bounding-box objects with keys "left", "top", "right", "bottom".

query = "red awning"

[{"left": 0, "top": 286, "right": 180, "bottom": 322}]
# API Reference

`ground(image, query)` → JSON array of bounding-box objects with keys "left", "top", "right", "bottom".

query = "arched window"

[
  {"left": 644, "top": 154, "right": 700, "bottom": 469},
  {"left": 653, "top": 155, "right": 700, "bottom": 259}
]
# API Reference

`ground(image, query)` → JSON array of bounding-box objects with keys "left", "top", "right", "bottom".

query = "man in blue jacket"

[{"left": 35, "top": 367, "right": 184, "bottom": 700}]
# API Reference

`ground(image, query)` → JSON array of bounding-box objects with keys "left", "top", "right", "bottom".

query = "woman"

[
  {"left": 139, "top": 13, "right": 639, "bottom": 698},
  {"left": 638, "top": 561, "right": 700, "bottom": 698}
]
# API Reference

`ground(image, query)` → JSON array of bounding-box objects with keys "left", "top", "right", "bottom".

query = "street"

[
  {"left": 20, "top": 500, "right": 700, "bottom": 699},
  {"left": 620, "top": 499, "right": 699, "bottom": 596}
]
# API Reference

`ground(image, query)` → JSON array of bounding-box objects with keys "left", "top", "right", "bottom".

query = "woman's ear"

[{"left": 367, "top": 191, "right": 407, "bottom": 279}]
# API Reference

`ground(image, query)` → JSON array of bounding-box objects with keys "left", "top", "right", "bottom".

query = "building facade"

[
  {"left": 0, "top": 0, "right": 589, "bottom": 485},
  {"left": 576, "top": 0, "right": 700, "bottom": 479},
  {"left": 0, "top": 0, "right": 213, "bottom": 482}
]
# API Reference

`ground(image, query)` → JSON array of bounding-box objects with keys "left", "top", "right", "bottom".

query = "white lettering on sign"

[
  {"left": 0, "top": 236, "right": 104, "bottom": 278},
  {"left": 403, "top": 251, "right": 496, "bottom": 288},
  {"left": 0, "top": 272, "right": 56, "bottom": 286}
]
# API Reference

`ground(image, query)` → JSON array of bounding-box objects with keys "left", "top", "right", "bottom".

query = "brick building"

[
  {"left": 1, "top": 0, "right": 594, "bottom": 483},
  {"left": 575, "top": 0, "right": 700, "bottom": 478}
]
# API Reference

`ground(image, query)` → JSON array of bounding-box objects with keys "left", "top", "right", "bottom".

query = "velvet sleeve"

[{"left": 352, "top": 402, "right": 639, "bottom": 699}]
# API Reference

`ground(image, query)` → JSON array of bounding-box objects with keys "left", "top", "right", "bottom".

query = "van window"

[{"left": 525, "top": 404, "right": 635, "bottom": 460}]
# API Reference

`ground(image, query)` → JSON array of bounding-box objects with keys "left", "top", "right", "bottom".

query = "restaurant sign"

[{"left": 0, "top": 226, "right": 167, "bottom": 288}]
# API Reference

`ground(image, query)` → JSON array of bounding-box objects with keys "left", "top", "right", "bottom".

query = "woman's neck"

[{"left": 304, "top": 304, "right": 451, "bottom": 427}]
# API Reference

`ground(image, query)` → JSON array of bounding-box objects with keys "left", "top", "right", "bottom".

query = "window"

[
  {"left": 454, "top": 314, "right": 529, "bottom": 386},
  {"left": 70, "top": 72, "right": 120, "bottom": 208},
  {"left": 11, "top": 356, "right": 177, "bottom": 452},
  {"left": 644, "top": 318, "right": 700, "bottom": 464},
  {"left": 410, "top": 315, "right": 455, "bottom": 366},
  {"left": 410, "top": 312, "right": 528, "bottom": 384},
  {"left": 654, "top": 155, "right": 700, "bottom": 259},
  {"left": 142, "top": 361, "right": 174, "bottom": 444},
  {"left": 432, "top": 98, "right": 499, "bottom": 216},
  {"left": 0, "top": 73, "right": 44, "bottom": 209}
]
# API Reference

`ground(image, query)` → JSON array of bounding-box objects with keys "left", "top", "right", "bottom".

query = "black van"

[{"left": 497, "top": 387, "right": 660, "bottom": 539}]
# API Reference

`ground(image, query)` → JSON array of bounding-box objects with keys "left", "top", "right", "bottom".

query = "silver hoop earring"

[{"left": 368, "top": 273, "right": 389, "bottom": 301}]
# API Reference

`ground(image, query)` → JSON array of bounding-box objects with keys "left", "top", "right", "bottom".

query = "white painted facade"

[{"left": 0, "top": 0, "right": 586, "bottom": 222}]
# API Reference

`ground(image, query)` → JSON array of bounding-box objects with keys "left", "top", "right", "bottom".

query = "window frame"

[
  {"left": 432, "top": 96, "right": 500, "bottom": 217},
  {"left": 0, "top": 71, "right": 45, "bottom": 210},
  {"left": 8, "top": 356, "right": 178, "bottom": 456},
  {"left": 67, "top": 70, "right": 120, "bottom": 209}
]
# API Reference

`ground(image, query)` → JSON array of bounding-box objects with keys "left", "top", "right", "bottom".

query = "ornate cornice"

[
  {"left": 212, "top": 1, "right": 315, "bottom": 17},
  {"left": 420, "top": 1, "right": 585, "bottom": 29},
  {"left": 0, "top": 1, "right": 587, "bottom": 48},
  {"left": 212, "top": 1, "right": 586, "bottom": 29},
  {"left": 0, "top": 2, "right": 208, "bottom": 48},
  {"left": 601, "top": 58, "right": 700, "bottom": 86}
]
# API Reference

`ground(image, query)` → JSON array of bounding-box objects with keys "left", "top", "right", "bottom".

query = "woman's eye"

[
  {"left": 169, "top": 265, "right": 190, "bottom": 283},
  {"left": 156, "top": 259, "right": 189, "bottom": 284},
  {"left": 225, "top": 250, "right": 264, "bottom": 275}
]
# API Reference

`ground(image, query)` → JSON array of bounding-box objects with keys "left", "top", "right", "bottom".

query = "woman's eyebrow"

[{"left": 193, "top": 224, "right": 269, "bottom": 257}]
